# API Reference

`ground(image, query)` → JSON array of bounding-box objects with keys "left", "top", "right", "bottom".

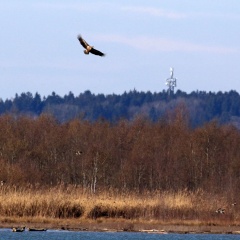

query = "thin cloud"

[
  {"left": 121, "top": 6, "right": 240, "bottom": 21},
  {"left": 121, "top": 6, "right": 187, "bottom": 19},
  {"left": 189, "top": 11, "right": 240, "bottom": 20},
  {"left": 97, "top": 34, "right": 238, "bottom": 54}
]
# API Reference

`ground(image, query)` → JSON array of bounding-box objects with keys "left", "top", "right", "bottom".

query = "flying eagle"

[{"left": 77, "top": 35, "right": 105, "bottom": 57}]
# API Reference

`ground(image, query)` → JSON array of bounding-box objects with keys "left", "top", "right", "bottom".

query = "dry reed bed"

[{"left": 0, "top": 185, "right": 238, "bottom": 225}]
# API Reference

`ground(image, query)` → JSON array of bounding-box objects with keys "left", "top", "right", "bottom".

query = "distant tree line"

[
  {"left": 0, "top": 109, "right": 240, "bottom": 197},
  {"left": 1, "top": 89, "right": 240, "bottom": 128}
]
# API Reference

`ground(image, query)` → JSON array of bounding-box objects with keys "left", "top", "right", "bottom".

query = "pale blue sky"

[{"left": 0, "top": 1, "right": 240, "bottom": 100}]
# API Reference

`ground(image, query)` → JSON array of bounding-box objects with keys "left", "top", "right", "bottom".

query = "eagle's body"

[{"left": 77, "top": 35, "right": 105, "bottom": 57}]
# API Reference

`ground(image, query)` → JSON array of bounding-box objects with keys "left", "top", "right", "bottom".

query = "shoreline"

[{"left": 1, "top": 219, "right": 240, "bottom": 235}]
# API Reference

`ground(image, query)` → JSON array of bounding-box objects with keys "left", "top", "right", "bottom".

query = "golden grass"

[{"left": 0, "top": 185, "right": 238, "bottom": 226}]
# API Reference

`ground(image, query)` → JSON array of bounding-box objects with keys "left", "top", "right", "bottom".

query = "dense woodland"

[
  {"left": 0, "top": 105, "right": 240, "bottom": 197},
  {"left": 1, "top": 89, "right": 240, "bottom": 128}
]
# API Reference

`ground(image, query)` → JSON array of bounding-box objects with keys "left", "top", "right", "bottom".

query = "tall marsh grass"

[{"left": 0, "top": 185, "right": 238, "bottom": 225}]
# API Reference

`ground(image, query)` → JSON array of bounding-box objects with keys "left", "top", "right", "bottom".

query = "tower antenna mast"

[{"left": 165, "top": 67, "right": 177, "bottom": 95}]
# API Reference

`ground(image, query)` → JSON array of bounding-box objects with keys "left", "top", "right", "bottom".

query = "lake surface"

[{"left": 0, "top": 229, "right": 239, "bottom": 240}]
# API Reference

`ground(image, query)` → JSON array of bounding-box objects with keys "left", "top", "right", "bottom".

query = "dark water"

[{"left": 0, "top": 229, "right": 239, "bottom": 240}]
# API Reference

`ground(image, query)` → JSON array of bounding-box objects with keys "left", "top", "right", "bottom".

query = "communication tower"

[{"left": 165, "top": 67, "right": 177, "bottom": 95}]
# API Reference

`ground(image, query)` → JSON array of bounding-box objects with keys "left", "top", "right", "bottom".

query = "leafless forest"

[{"left": 0, "top": 106, "right": 240, "bottom": 199}]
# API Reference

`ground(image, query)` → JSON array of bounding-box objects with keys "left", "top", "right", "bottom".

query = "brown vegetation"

[
  {"left": 0, "top": 106, "right": 240, "bottom": 226},
  {"left": 0, "top": 185, "right": 239, "bottom": 227}
]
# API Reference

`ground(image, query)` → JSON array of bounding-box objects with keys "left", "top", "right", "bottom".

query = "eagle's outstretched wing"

[
  {"left": 90, "top": 48, "right": 105, "bottom": 57},
  {"left": 77, "top": 35, "right": 89, "bottom": 49}
]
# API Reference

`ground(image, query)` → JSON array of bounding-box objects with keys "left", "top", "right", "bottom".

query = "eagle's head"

[{"left": 84, "top": 50, "right": 89, "bottom": 54}]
